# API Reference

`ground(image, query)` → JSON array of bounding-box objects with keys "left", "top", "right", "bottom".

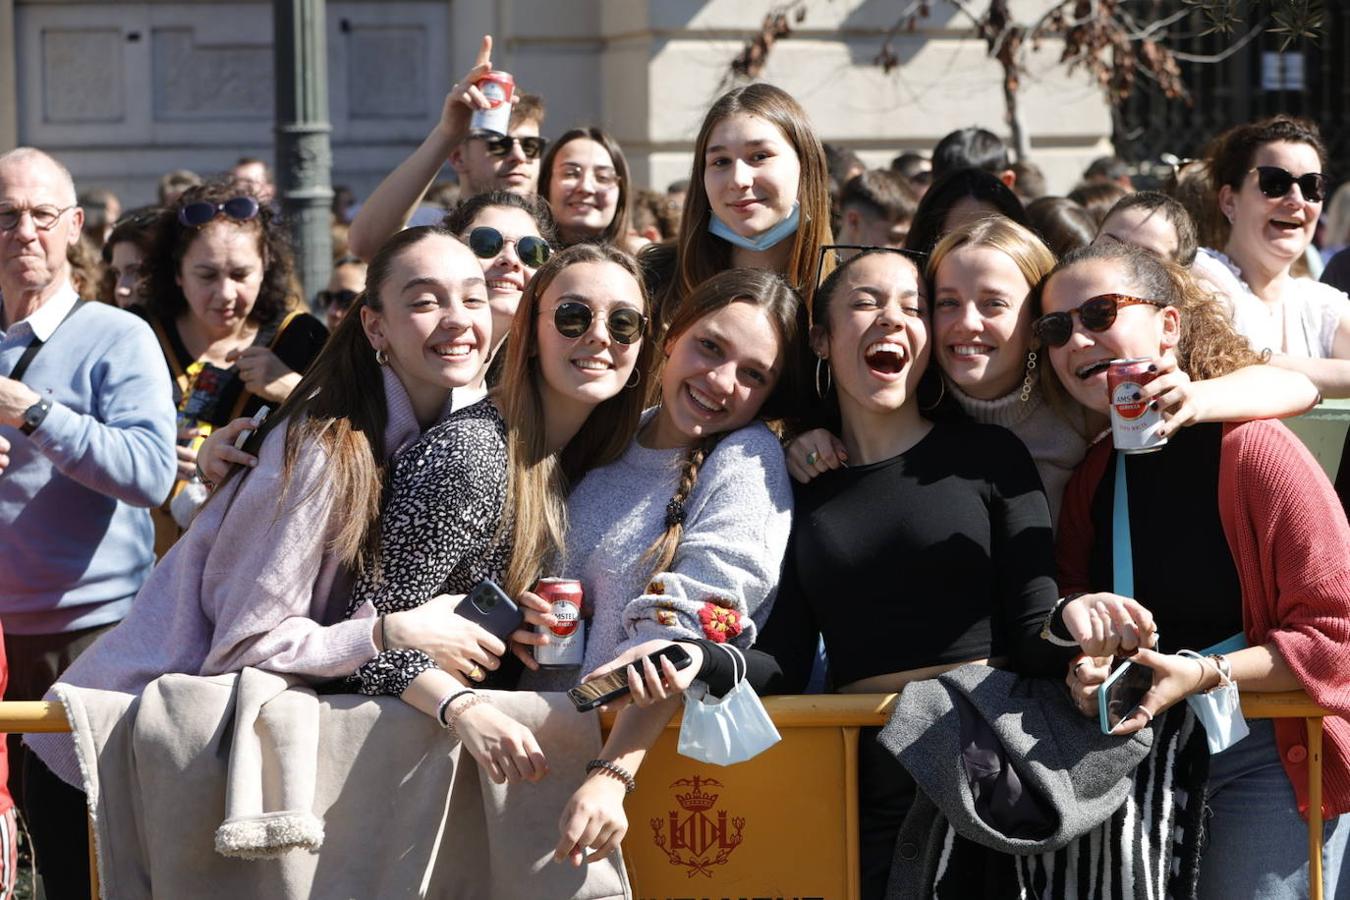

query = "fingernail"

[
  {"left": 1131, "top": 392, "right": 1141, "bottom": 402},
  {"left": 1147, "top": 363, "right": 1158, "bottom": 373},
  {"left": 1149, "top": 400, "right": 1159, "bottom": 411}
]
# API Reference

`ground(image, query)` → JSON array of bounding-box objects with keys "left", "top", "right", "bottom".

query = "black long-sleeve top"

[{"left": 757, "top": 422, "right": 1066, "bottom": 693}]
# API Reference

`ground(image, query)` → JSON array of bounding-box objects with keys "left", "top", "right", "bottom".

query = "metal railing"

[{"left": 0, "top": 692, "right": 1332, "bottom": 900}]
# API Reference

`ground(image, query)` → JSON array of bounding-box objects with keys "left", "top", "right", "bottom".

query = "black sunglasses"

[
  {"left": 178, "top": 196, "right": 260, "bottom": 228},
  {"left": 475, "top": 133, "right": 548, "bottom": 160},
  {"left": 1252, "top": 166, "right": 1326, "bottom": 204},
  {"left": 467, "top": 226, "right": 551, "bottom": 268},
  {"left": 316, "top": 289, "right": 360, "bottom": 310},
  {"left": 1032, "top": 293, "right": 1168, "bottom": 348},
  {"left": 548, "top": 300, "right": 647, "bottom": 345}
]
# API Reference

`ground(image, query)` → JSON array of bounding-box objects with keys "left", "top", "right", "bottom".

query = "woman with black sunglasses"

[
  {"left": 1193, "top": 117, "right": 1350, "bottom": 396},
  {"left": 1042, "top": 240, "right": 1350, "bottom": 898},
  {"left": 141, "top": 180, "right": 327, "bottom": 550}
]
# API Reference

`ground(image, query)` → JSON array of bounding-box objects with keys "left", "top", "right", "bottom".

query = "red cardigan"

[{"left": 1057, "top": 419, "right": 1350, "bottom": 818}]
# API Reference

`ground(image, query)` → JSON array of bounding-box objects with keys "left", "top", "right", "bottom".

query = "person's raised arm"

[
  {"left": 347, "top": 35, "right": 494, "bottom": 260},
  {"left": 1139, "top": 354, "right": 1320, "bottom": 438}
]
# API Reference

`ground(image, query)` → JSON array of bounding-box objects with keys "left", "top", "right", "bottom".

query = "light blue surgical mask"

[{"left": 708, "top": 202, "right": 801, "bottom": 252}]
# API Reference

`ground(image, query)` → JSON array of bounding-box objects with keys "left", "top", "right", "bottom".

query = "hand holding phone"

[
  {"left": 568, "top": 644, "right": 693, "bottom": 712},
  {"left": 458, "top": 579, "right": 524, "bottom": 643},
  {"left": 1099, "top": 659, "right": 1154, "bottom": 734},
  {"left": 235, "top": 405, "right": 270, "bottom": 448}
]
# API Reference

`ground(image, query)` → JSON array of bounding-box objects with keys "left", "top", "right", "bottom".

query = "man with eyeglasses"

[
  {"left": 348, "top": 35, "right": 547, "bottom": 261},
  {"left": 0, "top": 148, "right": 176, "bottom": 827}
]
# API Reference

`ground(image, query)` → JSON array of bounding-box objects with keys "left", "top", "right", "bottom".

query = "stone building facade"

[{"left": 0, "top": 0, "right": 1112, "bottom": 206}]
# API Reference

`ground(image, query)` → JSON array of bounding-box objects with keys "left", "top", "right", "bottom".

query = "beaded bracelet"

[
  {"left": 446, "top": 693, "right": 488, "bottom": 737},
  {"left": 586, "top": 758, "right": 636, "bottom": 794},
  {"left": 436, "top": 689, "right": 477, "bottom": 729}
]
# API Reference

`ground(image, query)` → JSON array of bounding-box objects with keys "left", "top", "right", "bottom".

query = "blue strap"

[{"left": 1112, "top": 453, "right": 1133, "bottom": 597}]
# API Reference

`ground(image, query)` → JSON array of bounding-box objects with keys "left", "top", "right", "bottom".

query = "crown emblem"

[
  {"left": 673, "top": 776, "right": 720, "bottom": 812},
  {"left": 652, "top": 774, "right": 746, "bottom": 877}
]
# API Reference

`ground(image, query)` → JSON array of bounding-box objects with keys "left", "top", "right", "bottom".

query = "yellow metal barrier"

[{"left": 0, "top": 694, "right": 1332, "bottom": 900}]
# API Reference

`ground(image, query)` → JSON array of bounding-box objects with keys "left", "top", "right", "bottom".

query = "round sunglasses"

[
  {"left": 1251, "top": 166, "right": 1326, "bottom": 204},
  {"left": 548, "top": 300, "right": 646, "bottom": 345},
  {"left": 1032, "top": 293, "right": 1168, "bottom": 348},
  {"left": 467, "top": 226, "right": 551, "bottom": 269},
  {"left": 474, "top": 133, "right": 548, "bottom": 160},
  {"left": 178, "top": 196, "right": 260, "bottom": 228}
]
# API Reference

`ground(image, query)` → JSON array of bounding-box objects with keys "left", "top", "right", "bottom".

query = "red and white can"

[
  {"left": 1108, "top": 357, "right": 1167, "bottom": 454},
  {"left": 534, "top": 577, "right": 585, "bottom": 668},
  {"left": 469, "top": 70, "right": 515, "bottom": 136}
]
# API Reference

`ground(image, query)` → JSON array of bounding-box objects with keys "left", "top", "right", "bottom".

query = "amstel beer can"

[
  {"left": 469, "top": 70, "right": 515, "bottom": 136},
  {"left": 533, "top": 577, "right": 585, "bottom": 668},
  {"left": 1108, "top": 357, "right": 1167, "bottom": 454}
]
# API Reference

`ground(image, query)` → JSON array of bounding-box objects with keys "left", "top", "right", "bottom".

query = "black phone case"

[
  {"left": 459, "top": 581, "right": 523, "bottom": 642},
  {"left": 568, "top": 644, "right": 694, "bottom": 712}
]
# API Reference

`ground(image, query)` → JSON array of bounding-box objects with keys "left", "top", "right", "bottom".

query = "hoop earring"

[
  {"left": 1019, "top": 350, "right": 1037, "bottom": 403},
  {"left": 374, "top": 348, "right": 389, "bottom": 367},
  {"left": 815, "top": 357, "right": 832, "bottom": 400},
  {"left": 626, "top": 368, "right": 641, "bottom": 389},
  {"left": 919, "top": 374, "right": 947, "bottom": 413}
]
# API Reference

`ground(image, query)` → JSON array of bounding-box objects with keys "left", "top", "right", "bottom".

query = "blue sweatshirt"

[{"left": 0, "top": 285, "right": 177, "bottom": 634}]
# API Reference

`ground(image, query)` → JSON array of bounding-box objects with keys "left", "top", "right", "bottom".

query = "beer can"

[
  {"left": 1108, "top": 357, "right": 1167, "bottom": 454},
  {"left": 533, "top": 577, "right": 585, "bottom": 668},
  {"left": 469, "top": 70, "right": 515, "bottom": 136}
]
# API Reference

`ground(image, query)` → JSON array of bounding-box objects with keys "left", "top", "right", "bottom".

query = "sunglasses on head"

[
  {"left": 316, "top": 289, "right": 360, "bottom": 310},
  {"left": 475, "top": 133, "right": 548, "bottom": 160},
  {"left": 1032, "top": 293, "right": 1168, "bottom": 348},
  {"left": 1252, "top": 166, "right": 1326, "bottom": 204},
  {"left": 177, "top": 196, "right": 260, "bottom": 228},
  {"left": 549, "top": 300, "right": 647, "bottom": 345},
  {"left": 467, "top": 226, "right": 551, "bottom": 268}
]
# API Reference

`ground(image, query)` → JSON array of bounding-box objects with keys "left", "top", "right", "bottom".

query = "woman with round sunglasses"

[
  {"left": 140, "top": 181, "right": 328, "bottom": 549},
  {"left": 346, "top": 35, "right": 547, "bottom": 262},
  {"left": 753, "top": 247, "right": 1070, "bottom": 897},
  {"left": 22, "top": 226, "right": 505, "bottom": 899},
  {"left": 338, "top": 242, "right": 655, "bottom": 785},
  {"left": 1193, "top": 116, "right": 1350, "bottom": 396},
  {"left": 787, "top": 218, "right": 1317, "bottom": 521},
  {"left": 1041, "top": 240, "right": 1350, "bottom": 899},
  {"left": 537, "top": 127, "right": 635, "bottom": 250},
  {"left": 641, "top": 83, "right": 833, "bottom": 336}
]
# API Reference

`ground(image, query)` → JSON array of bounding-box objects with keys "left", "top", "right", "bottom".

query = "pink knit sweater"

[
  {"left": 1058, "top": 419, "right": 1350, "bottom": 817},
  {"left": 27, "top": 368, "right": 441, "bottom": 789}
]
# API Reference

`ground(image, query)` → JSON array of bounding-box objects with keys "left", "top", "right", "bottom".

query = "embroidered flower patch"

[
  {"left": 646, "top": 579, "right": 666, "bottom": 596},
  {"left": 698, "top": 602, "right": 742, "bottom": 643},
  {"left": 655, "top": 609, "right": 679, "bottom": 627}
]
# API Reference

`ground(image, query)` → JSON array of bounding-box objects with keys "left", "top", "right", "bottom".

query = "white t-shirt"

[{"left": 1193, "top": 247, "right": 1350, "bottom": 359}]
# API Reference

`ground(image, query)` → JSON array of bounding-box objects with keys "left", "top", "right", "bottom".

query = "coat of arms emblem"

[{"left": 650, "top": 775, "right": 745, "bottom": 877}]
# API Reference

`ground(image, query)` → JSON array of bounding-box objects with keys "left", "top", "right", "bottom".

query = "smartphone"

[
  {"left": 458, "top": 579, "right": 523, "bottom": 643},
  {"left": 235, "top": 405, "right": 271, "bottom": 448},
  {"left": 1099, "top": 659, "right": 1154, "bottom": 734},
  {"left": 568, "top": 644, "right": 694, "bottom": 713}
]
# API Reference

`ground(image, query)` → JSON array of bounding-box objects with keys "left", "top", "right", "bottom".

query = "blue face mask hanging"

[{"left": 708, "top": 202, "right": 801, "bottom": 252}]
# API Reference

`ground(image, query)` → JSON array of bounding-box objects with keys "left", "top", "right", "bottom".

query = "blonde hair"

[
  {"left": 927, "top": 215, "right": 1055, "bottom": 291},
  {"left": 660, "top": 84, "right": 833, "bottom": 332},
  {"left": 494, "top": 243, "right": 656, "bottom": 596}
]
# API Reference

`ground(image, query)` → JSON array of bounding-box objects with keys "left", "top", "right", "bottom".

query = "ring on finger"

[
  {"left": 805, "top": 450, "right": 820, "bottom": 467},
  {"left": 1137, "top": 706, "right": 1155, "bottom": 724},
  {"left": 467, "top": 665, "right": 486, "bottom": 682}
]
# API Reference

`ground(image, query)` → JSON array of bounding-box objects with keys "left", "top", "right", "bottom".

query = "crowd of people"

[{"left": 2, "top": 30, "right": 1349, "bottom": 899}]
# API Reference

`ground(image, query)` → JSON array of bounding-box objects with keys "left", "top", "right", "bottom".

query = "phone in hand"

[
  {"left": 568, "top": 644, "right": 694, "bottom": 713},
  {"left": 458, "top": 579, "right": 523, "bottom": 643},
  {"left": 235, "top": 405, "right": 271, "bottom": 448},
  {"left": 1099, "top": 658, "right": 1154, "bottom": 734}
]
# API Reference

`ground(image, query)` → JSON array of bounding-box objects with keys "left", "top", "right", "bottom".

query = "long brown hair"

[
  {"left": 662, "top": 84, "right": 833, "bottom": 330},
  {"left": 494, "top": 242, "right": 656, "bottom": 595},
  {"left": 209, "top": 226, "right": 458, "bottom": 573},
  {"left": 1034, "top": 241, "right": 1263, "bottom": 383},
  {"left": 641, "top": 268, "right": 803, "bottom": 575}
]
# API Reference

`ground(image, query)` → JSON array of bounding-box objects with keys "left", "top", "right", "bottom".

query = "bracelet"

[
  {"left": 1205, "top": 653, "right": 1235, "bottom": 693},
  {"left": 194, "top": 458, "right": 215, "bottom": 491},
  {"left": 1039, "top": 594, "right": 1083, "bottom": 647},
  {"left": 446, "top": 693, "right": 488, "bottom": 737},
  {"left": 436, "top": 689, "right": 477, "bottom": 728},
  {"left": 379, "top": 615, "right": 392, "bottom": 653},
  {"left": 585, "top": 759, "right": 636, "bottom": 794}
]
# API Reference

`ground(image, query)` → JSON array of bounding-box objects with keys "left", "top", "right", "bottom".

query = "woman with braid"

[{"left": 517, "top": 268, "right": 800, "bottom": 866}]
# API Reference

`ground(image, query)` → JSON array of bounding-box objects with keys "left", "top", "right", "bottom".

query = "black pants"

[
  {"left": 859, "top": 726, "right": 917, "bottom": 900},
  {"left": 24, "top": 754, "right": 90, "bottom": 900},
  {"left": 3, "top": 624, "right": 112, "bottom": 818}
]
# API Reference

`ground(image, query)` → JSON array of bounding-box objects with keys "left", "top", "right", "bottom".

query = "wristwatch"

[{"left": 19, "top": 398, "right": 51, "bottom": 436}]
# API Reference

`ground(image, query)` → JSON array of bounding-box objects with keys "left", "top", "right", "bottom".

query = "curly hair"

[
  {"left": 142, "top": 180, "right": 301, "bottom": 326},
  {"left": 1035, "top": 241, "right": 1263, "bottom": 382}
]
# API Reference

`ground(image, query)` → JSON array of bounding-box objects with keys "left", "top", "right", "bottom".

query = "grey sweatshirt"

[{"left": 521, "top": 420, "right": 793, "bottom": 690}]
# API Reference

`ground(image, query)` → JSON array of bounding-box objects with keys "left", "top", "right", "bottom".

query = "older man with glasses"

[{"left": 0, "top": 147, "right": 176, "bottom": 858}]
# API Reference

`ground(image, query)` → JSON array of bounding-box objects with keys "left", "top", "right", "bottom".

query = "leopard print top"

[{"left": 347, "top": 398, "right": 511, "bottom": 696}]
